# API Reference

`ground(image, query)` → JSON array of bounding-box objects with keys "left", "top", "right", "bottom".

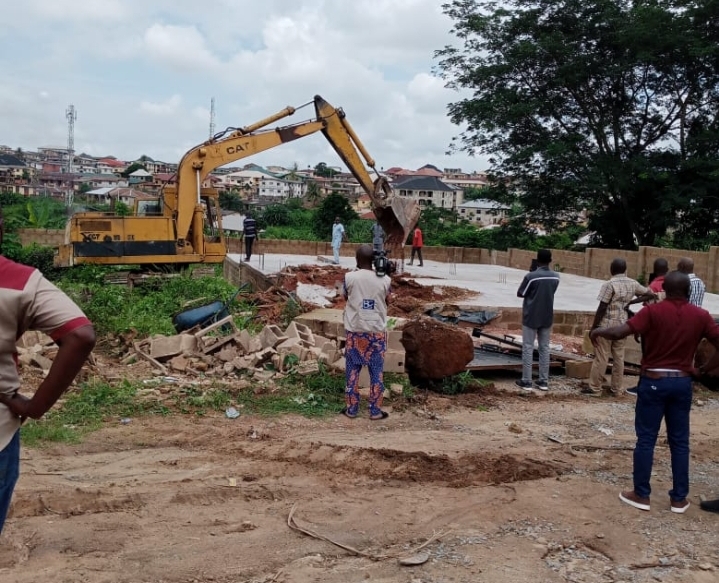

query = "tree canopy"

[{"left": 436, "top": 0, "right": 719, "bottom": 249}]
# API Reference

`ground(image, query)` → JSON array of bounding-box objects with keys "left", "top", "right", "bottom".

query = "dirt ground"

[{"left": 2, "top": 374, "right": 719, "bottom": 583}]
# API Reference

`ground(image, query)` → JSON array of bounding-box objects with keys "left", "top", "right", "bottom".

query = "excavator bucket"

[
  {"left": 374, "top": 198, "right": 421, "bottom": 246},
  {"left": 370, "top": 177, "right": 421, "bottom": 246}
]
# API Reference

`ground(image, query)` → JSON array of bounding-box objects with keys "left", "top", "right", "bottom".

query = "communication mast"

[
  {"left": 209, "top": 97, "right": 216, "bottom": 139},
  {"left": 65, "top": 105, "right": 77, "bottom": 206}
]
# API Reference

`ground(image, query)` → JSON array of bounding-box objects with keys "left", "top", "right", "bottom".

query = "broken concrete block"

[
  {"left": 223, "top": 362, "right": 236, "bottom": 374},
  {"left": 296, "top": 361, "right": 320, "bottom": 376},
  {"left": 250, "top": 348, "right": 276, "bottom": 367},
  {"left": 254, "top": 370, "right": 275, "bottom": 383},
  {"left": 387, "top": 331, "right": 403, "bottom": 351},
  {"left": 330, "top": 357, "right": 346, "bottom": 372},
  {"left": 17, "top": 331, "right": 53, "bottom": 349},
  {"left": 285, "top": 322, "right": 315, "bottom": 347},
  {"left": 383, "top": 350, "right": 406, "bottom": 373},
  {"left": 150, "top": 334, "right": 196, "bottom": 360},
  {"left": 218, "top": 346, "right": 239, "bottom": 363},
  {"left": 389, "top": 383, "right": 404, "bottom": 396},
  {"left": 231, "top": 356, "right": 250, "bottom": 371},
  {"left": 237, "top": 329, "right": 252, "bottom": 353},
  {"left": 312, "top": 334, "right": 331, "bottom": 349},
  {"left": 277, "top": 337, "right": 302, "bottom": 351},
  {"left": 169, "top": 355, "right": 189, "bottom": 372},
  {"left": 249, "top": 336, "right": 263, "bottom": 353},
  {"left": 31, "top": 354, "right": 53, "bottom": 370},
  {"left": 565, "top": 359, "right": 593, "bottom": 379},
  {"left": 259, "top": 325, "right": 288, "bottom": 349}
]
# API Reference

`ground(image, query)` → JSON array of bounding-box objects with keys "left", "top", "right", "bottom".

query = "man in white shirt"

[
  {"left": 331, "top": 217, "right": 346, "bottom": 265},
  {"left": 342, "top": 245, "right": 392, "bottom": 420}
]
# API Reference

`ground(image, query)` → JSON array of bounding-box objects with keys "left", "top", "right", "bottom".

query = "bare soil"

[{"left": 3, "top": 376, "right": 719, "bottom": 583}]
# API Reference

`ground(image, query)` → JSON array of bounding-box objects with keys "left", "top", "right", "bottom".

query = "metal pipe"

[
  {"left": 340, "top": 116, "right": 375, "bottom": 169},
  {"left": 241, "top": 106, "right": 296, "bottom": 134},
  {"left": 196, "top": 170, "right": 201, "bottom": 204}
]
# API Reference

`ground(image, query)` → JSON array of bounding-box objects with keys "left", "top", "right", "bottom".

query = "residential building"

[
  {"left": 0, "top": 153, "right": 27, "bottom": 182},
  {"left": 128, "top": 168, "right": 153, "bottom": 185},
  {"left": 393, "top": 175, "right": 464, "bottom": 209},
  {"left": 97, "top": 157, "right": 127, "bottom": 174},
  {"left": 457, "top": 199, "right": 510, "bottom": 226},
  {"left": 78, "top": 174, "right": 128, "bottom": 190},
  {"left": 85, "top": 187, "right": 151, "bottom": 207}
]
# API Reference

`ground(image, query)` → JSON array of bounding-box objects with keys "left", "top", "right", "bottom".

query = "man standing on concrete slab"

[
  {"left": 341, "top": 245, "right": 392, "bottom": 420},
  {"left": 332, "top": 216, "right": 346, "bottom": 265},
  {"left": 590, "top": 271, "right": 719, "bottom": 514},
  {"left": 678, "top": 257, "right": 705, "bottom": 307},
  {"left": 371, "top": 222, "right": 385, "bottom": 254},
  {"left": 241, "top": 212, "right": 258, "bottom": 262},
  {"left": 515, "top": 249, "right": 560, "bottom": 391},
  {"left": 408, "top": 225, "right": 423, "bottom": 267},
  {"left": 583, "top": 258, "right": 654, "bottom": 397}
]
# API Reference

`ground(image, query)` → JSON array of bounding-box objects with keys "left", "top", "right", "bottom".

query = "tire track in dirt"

[{"left": 236, "top": 440, "right": 563, "bottom": 487}]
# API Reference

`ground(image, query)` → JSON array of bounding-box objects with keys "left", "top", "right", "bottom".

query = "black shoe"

[
  {"left": 626, "top": 386, "right": 638, "bottom": 397},
  {"left": 534, "top": 380, "right": 548, "bottom": 391},
  {"left": 515, "top": 380, "right": 533, "bottom": 391},
  {"left": 700, "top": 498, "right": 719, "bottom": 513}
]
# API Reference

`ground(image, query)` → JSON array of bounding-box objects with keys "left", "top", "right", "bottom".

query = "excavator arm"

[
  {"left": 56, "top": 95, "right": 419, "bottom": 267},
  {"left": 175, "top": 95, "right": 419, "bottom": 246}
]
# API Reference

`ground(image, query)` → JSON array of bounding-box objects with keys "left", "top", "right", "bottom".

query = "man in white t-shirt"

[{"left": 342, "top": 245, "right": 392, "bottom": 420}]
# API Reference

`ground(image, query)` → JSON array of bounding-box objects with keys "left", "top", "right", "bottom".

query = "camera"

[{"left": 373, "top": 250, "right": 396, "bottom": 277}]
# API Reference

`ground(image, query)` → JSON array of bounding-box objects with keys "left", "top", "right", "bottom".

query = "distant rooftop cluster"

[{"left": 0, "top": 143, "right": 508, "bottom": 225}]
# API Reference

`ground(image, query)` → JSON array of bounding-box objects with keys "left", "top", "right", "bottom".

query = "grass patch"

[
  {"left": 436, "top": 371, "right": 490, "bottom": 395},
  {"left": 236, "top": 365, "right": 346, "bottom": 417},
  {"left": 21, "top": 380, "right": 155, "bottom": 447},
  {"left": 56, "top": 272, "right": 254, "bottom": 336}
]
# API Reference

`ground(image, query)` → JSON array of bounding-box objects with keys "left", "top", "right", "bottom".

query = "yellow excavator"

[{"left": 55, "top": 95, "right": 420, "bottom": 267}]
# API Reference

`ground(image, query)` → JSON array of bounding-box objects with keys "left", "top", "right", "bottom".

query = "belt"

[{"left": 642, "top": 370, "right": 690, "bottom": 379}]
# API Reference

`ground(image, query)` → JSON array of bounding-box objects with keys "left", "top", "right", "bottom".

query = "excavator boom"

[{"left": 56, "top": 95, "right": 420, "bottom": 267}]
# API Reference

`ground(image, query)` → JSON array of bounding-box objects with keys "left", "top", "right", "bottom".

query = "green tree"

[
  {"left": 437, "top": 0, "right": 719, "bottom": 249},
  {"left": 122, "top": 162, "right": 148, "bottom": 177},
  {"left": 303, "top": 180, "right": 323, "bottom": 207},
  {"left": 312, "top": 193, "right": 358, "bottom": 239},
  {"left": 261, "top": 204, "right": 292, "bottom": 227},
  {"left": 314, "top": 162, "right": 337, "bottom": 178},
  {"left": 219, "top": 190, "right": 243, "bottom": 211}
]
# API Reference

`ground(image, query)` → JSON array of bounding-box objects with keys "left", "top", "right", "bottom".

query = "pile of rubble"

[{"left": 127, "top": 311, "right": 407, "bottom": 384}]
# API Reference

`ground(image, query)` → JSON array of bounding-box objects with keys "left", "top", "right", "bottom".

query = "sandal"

[
  {"left": 340, "top": 407, "right": 357, "bottom": 419},
  {"left": 370, "top": 411, "right": 389, "bottom": 421}
]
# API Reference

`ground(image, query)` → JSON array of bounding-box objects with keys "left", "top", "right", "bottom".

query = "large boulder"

[{"left": 401, "top": 317, "right": 474, "bottom": 382}]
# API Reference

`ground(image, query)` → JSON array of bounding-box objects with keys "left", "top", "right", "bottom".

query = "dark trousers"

[
  {"left": 409, "top": 246, "right": 423, "bottom": 265},
  {"left": 634, "top": 375, "right": 692, "bottom": 500},
  {"left": 0, "top": 431, "right": 20, "bottom": 534},
  {"left": 244, "top": 236, "right": 255, "bottom": 260}
]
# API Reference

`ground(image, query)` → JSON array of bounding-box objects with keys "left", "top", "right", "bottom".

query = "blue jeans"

[
  {"left": 634, "top": 376, "right": 692, "bottom": 501},
  {"left": 0, "top": 431, "right": 20, "bottom": 534}
]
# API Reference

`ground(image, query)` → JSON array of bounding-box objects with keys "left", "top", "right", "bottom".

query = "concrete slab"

[{"left": 229, "top": 253, "right": 719, "bottom": 316}]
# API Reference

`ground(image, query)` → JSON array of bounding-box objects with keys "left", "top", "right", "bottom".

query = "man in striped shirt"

[
  {"left": 515, "top": 249, "right": 560, "bottom": 391},
  {"left": 678, "top": 257, "right": 705, "bottom": 307},
  {"left": 241, "top": 212, "right": 258, "bottom": 261}
]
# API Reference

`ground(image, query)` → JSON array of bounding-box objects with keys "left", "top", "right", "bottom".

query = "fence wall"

[{"left": 21, "top": 229, "right": 719, "bottom": 291}]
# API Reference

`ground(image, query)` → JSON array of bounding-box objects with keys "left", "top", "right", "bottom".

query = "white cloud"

[
  {"left": 0, "top": 0, "right": 488, "bottom": 172},
  {"left": 142, "top": 24, "right": 220, "bottom": 72},
  {"left": 139, "top": 95, "right": 183, "bottom": 116}
]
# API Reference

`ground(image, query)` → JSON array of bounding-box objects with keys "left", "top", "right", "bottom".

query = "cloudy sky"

[{"left": 0, "top": 0, "right": 486, "bottom": 173}]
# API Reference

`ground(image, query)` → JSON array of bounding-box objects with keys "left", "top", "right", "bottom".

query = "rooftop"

[{"left": 458, "top": 199, "right": 510, "bottom": 210}]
